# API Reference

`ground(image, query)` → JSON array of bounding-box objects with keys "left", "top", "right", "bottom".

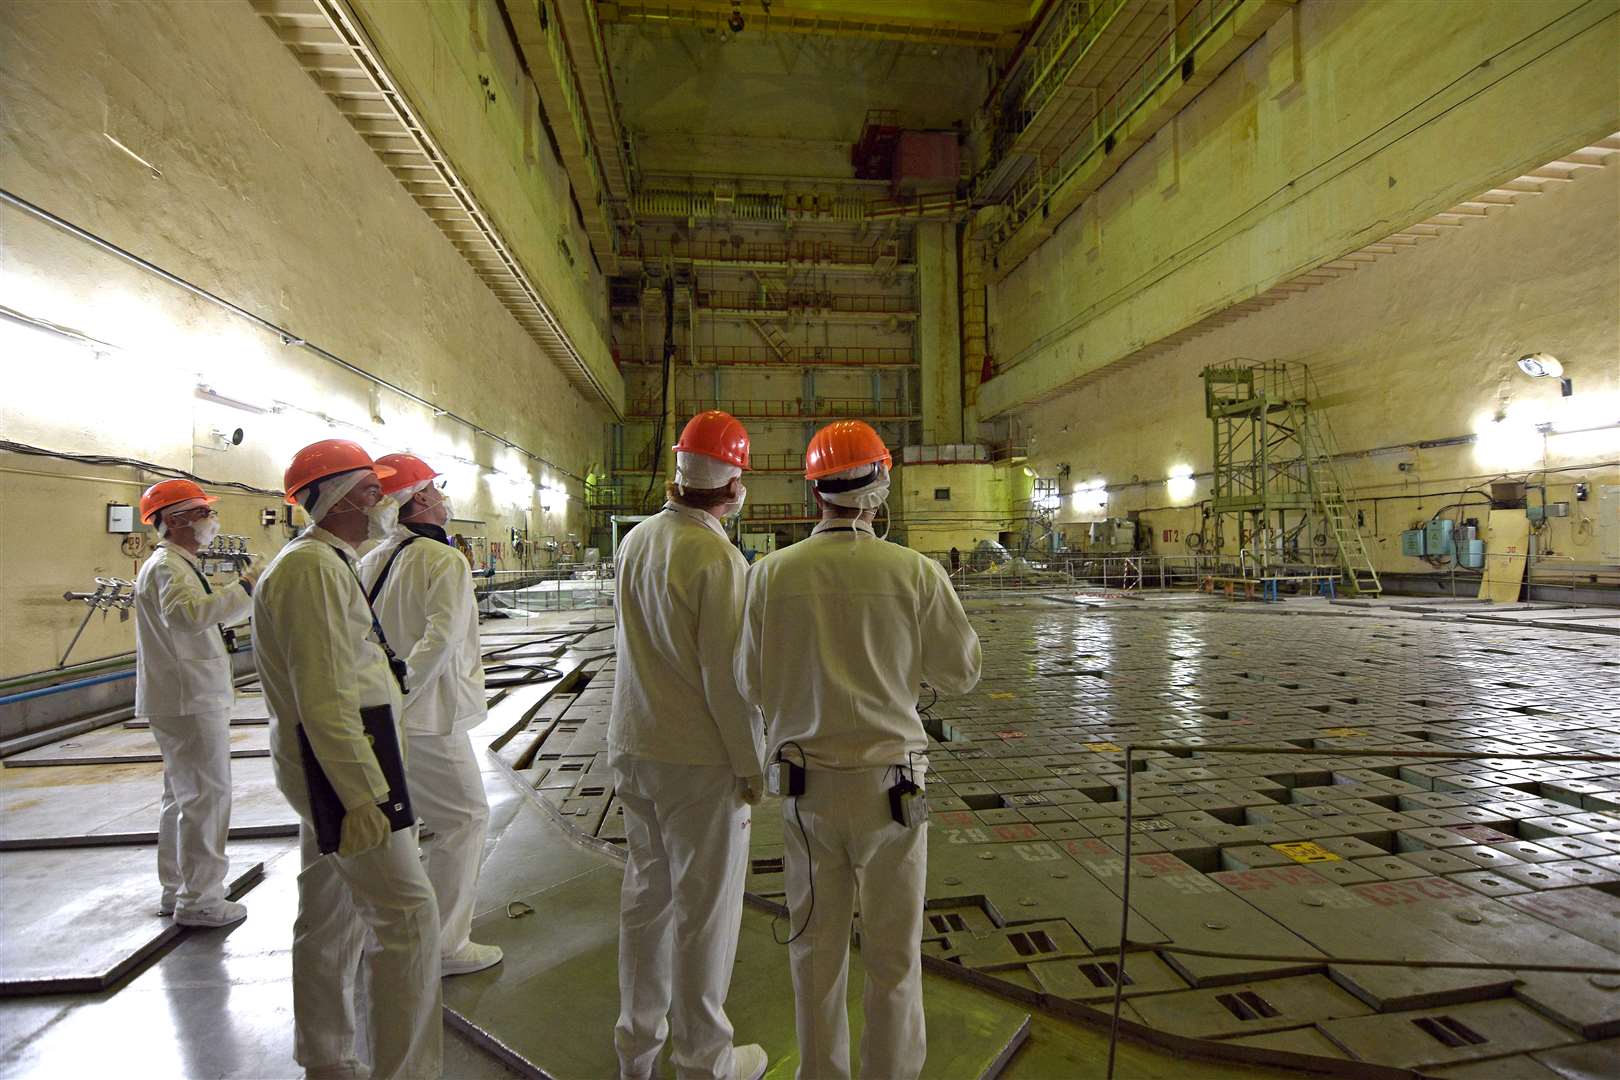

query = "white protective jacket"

[
  {"left": 253, "top": 527, "right": 404, "bottom": 815},
  {"left": 133, "top": 541, "right": 253, "bottom": 719},
  {"left": 608, "top": 503, "right": 764, "bottom": 777},
  {"left": 358, "top": 527, "right": 485, "bottom": 734},
  {"left": 736, "top": 518, "right": 982, "bottom": 771}
]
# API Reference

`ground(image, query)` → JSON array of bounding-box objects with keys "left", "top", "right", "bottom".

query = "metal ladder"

[
  {"left": 748, "top": 318, "right": 795, "bottom": 362},
  {"left": 1295, "top": 371, "right": 1381, "bottom": 596}
]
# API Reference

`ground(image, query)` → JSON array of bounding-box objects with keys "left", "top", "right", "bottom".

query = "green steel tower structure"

[{"left": 1202, "top": 362, "right": 1381, "bottom": 596}]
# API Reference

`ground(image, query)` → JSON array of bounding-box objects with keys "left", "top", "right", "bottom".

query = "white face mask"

[
  {"left": 192, "top": 517, "right": 222, "bottom": 547},
  {"left": 720, "top": 484, "right": 747, "bottom": 519},
  {"left": 367, "top": 500, "right": 398, "bottom": 541},
  {"left": 403, "top": 489, "right": 452, "bottom": 529}
]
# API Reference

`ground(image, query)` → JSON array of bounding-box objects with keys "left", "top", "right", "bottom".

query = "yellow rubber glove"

[
  {"left": 737, "top": 774, "right": 764, "bottom": 806},
  {"left": 238, "top": 554, "right": 267, "bottom": 589},
  {"left": 338, "top": 803, "right": 390, "bottom": 857}
]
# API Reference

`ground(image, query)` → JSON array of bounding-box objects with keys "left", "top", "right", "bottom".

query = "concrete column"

[{"left": 917, "top": 221, "right": 963, "bottom": 445}]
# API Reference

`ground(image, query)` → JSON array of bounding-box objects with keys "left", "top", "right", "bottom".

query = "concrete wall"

[
  {"left": 606, "top": 28, "right": 987, "bottom": 178},
  {"left": 981, "top": 0, "right": 1619, "bottom": 418},
  {"left": 0, "top": 0, "right": 612, "bottom": 678},
  {"left": 1027, "top": 159, "right": 1620, "bottom": 579},
  {"left": 349, "top": 0, "right": 622, "bottom": 388}
]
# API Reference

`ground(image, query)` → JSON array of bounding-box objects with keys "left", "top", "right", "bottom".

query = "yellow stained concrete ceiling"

[{"left": 597, "top": 0, "right": 1039, "bottom": 49}]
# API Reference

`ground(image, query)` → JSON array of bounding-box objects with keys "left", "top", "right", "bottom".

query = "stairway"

[
  {"left": 749, "top": 318, "right": 795, "bottom": 362},
  {"left": 1295, "top": 378, "right": 1381, "bottom": 596}
]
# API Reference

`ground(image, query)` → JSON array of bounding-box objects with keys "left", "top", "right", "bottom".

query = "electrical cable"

[
  {"left": 0, "top": 188, "right": 584, "bottom": 483},
  {"left": 772, "top": 740, "right": 815, "bottom": 947},
  {"left": 0, "top": 439, "right": 283, "bottom": 498},
  {"left": 639, "top": 274, "right": 678, "bottom": 512}
]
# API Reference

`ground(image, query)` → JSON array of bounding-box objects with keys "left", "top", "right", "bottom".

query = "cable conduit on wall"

[
  {"left": 0, "top": 188, "right": 585, "bottom": 484},
  {"left": 991, "top": 0, "right": 1616, "bottom": 379}
]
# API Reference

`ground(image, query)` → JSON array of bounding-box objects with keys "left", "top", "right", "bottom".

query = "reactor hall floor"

[{"left": 2, "top": 593, "right": 1618, "bottom": 1079}]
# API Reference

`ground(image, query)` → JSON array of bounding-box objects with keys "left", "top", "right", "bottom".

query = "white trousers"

[
  {"left": 150, "top": 711, "right": 232, "bottom": 913},
  {"left": 783, "top": 767, "right": 927, "bottom": 1080},
  {"left": 291, "top": 823, "right": 442, "bottom": 1080},
  {"left": 405, "top": 727, "right": 490, "bottom": 956},
  {"left": 611, "top": 752, "right": 751, "bottom": 1080}
]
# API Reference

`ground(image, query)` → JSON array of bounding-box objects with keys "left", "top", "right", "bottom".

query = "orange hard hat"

[
  {"left": 673, "top": 410, "right": 750, "bottom": 469},
  {"left": 804, "top": 420, "right": 891, "bottom": 480},
  {"left": 374, "top": 453, "right": 441, "bottom": 496},
  {"left": 139, "top": 479, "right": 217, "bottom": 526},
  {"left": 283, "top": 439, "right": 396, "bottom": 504}
]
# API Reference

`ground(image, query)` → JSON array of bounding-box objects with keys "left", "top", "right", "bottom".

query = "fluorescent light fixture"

[
  {"left": 1071, "top": 478, "right": 1107, "bottom": 515},
  {"left": 539, "top": 478, "right": 567, "bottom": 511},
  {"left": 1167, "top": 464, "right": 1196, "bottom": 503},
  {"left": 1472, "top": 409, "right": 1543, "bottom": 470},
  {"left": 195, "top": 381, "right": 273, "bottom": 414}
]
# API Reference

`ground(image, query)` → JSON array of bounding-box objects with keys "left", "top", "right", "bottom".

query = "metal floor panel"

[
  {"left": 445, "top": 866, "right": 1033, "bottom": 1080},
  {"left": 5, "top": 721, "right": 270, "bottom": 767},
  {"left": 0, "top": 847, "right": 272, "bottom": 994}
]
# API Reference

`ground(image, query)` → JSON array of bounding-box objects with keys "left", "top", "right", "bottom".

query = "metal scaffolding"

[{"left": 1202, "top": 361, "right": 1380, "bottom": 596}]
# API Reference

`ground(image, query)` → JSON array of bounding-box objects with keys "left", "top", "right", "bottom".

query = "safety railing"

[
  {"left": 694, "top": 289, "right": 917, "bottom": 315},
  {"left": 992, "top": 0, "right": 1245, "bottom": 295},
  {"left": 623, "top": 237, "right": 910, "bottom": 268},
  {"left": 617, "top": 344, "right": 916, "bottom": 368},
  {"left": 627, "top": 396, "right": 918, "bottom": 421},
  {"left": 740, "top": 502, "right": 816, "bottom": 523},
  {"left": 615, "top": 448, "right": 807, "bottom": 474},
  {"left": 1438, "top": 551, "right": 1583, "bottom": 599},
  {"left": 945, "top": 559, "right": 1078, "bottom": 598},
  {"left": 478, "top": 567, "right": 614, "bottom": 614}
]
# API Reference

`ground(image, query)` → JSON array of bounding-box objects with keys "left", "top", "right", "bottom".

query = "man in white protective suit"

[
  {"left": 736, "top": 420, "right": 982, "bottom": 1080},
  {"left": 133, "top": 478, "right": 264, "bottom": 927},
  {"left": 607, "top": 410, "right": 770, "bottom": 1080},
  {"left": 254, "top": 438, "right": 441, "bottom": 1080},
  {"left": 358, "top": 451, "right": 502, "bottom": 977}
]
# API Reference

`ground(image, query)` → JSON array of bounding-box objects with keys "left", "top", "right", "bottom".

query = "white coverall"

[
  {"left": 736, "top": 518, "right": 981, "bottom": 1080},
  {"left": 358, "top": 526, "right": 489, "bottom": 958},
  {"left": 254, "top": 526, "right": 441, "bottom": 1080},
  {"left": 133, "top": 541, "right": 253, "bottom": 916},
  {"left": 608, "top": 502, "right": 766, "bottom": 1080}
]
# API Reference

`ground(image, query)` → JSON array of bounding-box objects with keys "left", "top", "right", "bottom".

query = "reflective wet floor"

[{"left": 3, "top": 598, "right": 1618, "bottom": 1077}]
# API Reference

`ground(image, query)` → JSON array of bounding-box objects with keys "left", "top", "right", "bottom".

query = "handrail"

[
  {"left": 987, "top": 0, "right": 1245, "bottom": 288},
  {"left": 623, "top": 237, "right": 909, "bottom": 267},
  {"left": 627, "top": 396, "right": 917, "bottom": 420},
  {"left": 695, "top": 289, "right": 917, "bottom": 315},
  {"left": 618, "top": 344, "right": 916, "bottom": 367}
]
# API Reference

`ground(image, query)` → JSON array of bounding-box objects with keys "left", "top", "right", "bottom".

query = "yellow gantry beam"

[{"left": 597, "top": 0, "right": 1034, "bottom": 49}]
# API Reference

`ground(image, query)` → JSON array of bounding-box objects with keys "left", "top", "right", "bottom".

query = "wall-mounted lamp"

[{"left": 1517, "top": 352, "right": 1572, "bottom": 396}]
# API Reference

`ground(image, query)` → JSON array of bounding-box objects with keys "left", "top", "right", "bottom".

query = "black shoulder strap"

[
  {"left": 320, "top": 540, "right": 409, "bottom": 694},
  {"left": 367, "top": 536, "right": 421, "bottom": 607},
  {"left": 182, "top": 557, "right": 213, "bottom": 595},
  {"left": 177, "top": 548, "right": 243, "bottom": 652}
]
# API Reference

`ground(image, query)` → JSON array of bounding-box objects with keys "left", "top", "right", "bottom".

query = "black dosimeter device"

[
  {"left": 767, "top": 756, "right": 806, "bottom": 797},
  {"left": 889, "top": 773, "right": 927, "bottom": 828}
]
